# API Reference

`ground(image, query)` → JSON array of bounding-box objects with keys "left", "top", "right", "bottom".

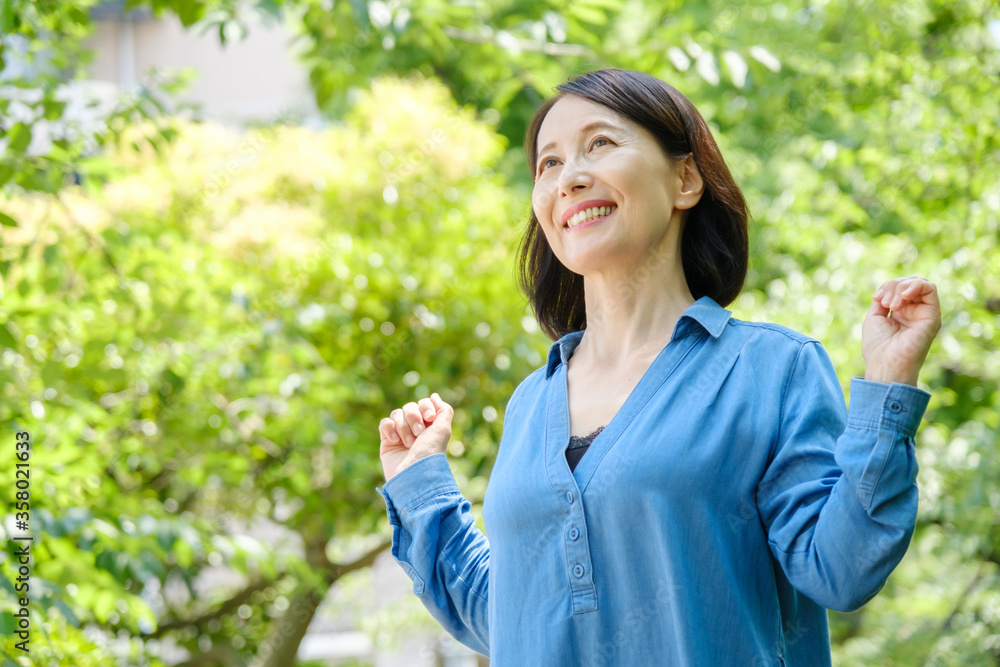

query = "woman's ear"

[{"left": 675, "top": 153, "right": 704, "bottom": 210}]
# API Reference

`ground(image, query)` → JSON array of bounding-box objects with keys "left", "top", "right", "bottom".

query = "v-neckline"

[
  {"left": 553, "top": 332, "right": 683, "bottom": 492},
  {"left": 564, "top": 342, "right": 663, "bottom": 441},
  {"left": 540, "top": 297, "right": 734, "bottom": 498}
]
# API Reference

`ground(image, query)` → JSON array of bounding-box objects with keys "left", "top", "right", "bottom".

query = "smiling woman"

[
  {"left": 521, "top": 69, "right": 750, "bottom": 341},
  {"left": 375, "top": 68, "right": 942, "bottom": 666}
]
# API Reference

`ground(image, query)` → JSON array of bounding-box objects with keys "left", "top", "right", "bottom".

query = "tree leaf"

[{"left": 8, "top": 123, "right": 31, "bottom": 153}]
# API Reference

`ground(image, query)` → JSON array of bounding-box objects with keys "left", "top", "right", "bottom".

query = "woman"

[{"left": 375, "top": 69, "right": 941, "bottom": 666}]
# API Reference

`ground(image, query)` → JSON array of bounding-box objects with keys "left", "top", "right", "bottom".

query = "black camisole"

[{"left": 565, "top": 425, "right": 606, "bottom": 473}]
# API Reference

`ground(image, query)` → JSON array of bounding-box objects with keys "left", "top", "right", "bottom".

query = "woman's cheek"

[{"left": 530, "top": 192, "right": 545, "bottom": 220}]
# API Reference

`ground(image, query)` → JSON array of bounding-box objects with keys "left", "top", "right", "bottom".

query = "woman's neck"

[{"left": 576, "top": 262, "right": 694, "bottom": 367}]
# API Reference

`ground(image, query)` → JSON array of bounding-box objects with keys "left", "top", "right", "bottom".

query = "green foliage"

[
  {"left": 0, "top": 0, "right": 283, "bottom": 222},
  {"left": 0, "top": 73, "right": 541, "bottom": 662}
]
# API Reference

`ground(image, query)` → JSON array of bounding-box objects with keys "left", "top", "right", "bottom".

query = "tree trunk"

[
  {"left": 256, "top": 582, "right": 329, "bottom": 667},
  {"left": 254, "top": 536, "right": 391, "bottom": 667}
]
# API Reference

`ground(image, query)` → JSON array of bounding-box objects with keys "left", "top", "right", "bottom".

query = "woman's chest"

[
  {"left": 487, "top": 372, "right": 777, "bottom": 527},
  {"left": 565, "top": 354, "right": 654, "bottom": 438},
  {"left": 485, "top": 332, "right": 789, "bottom": 535}
]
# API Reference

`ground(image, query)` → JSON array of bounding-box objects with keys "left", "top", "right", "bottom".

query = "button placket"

[
  {"left": 544, "top": 359, "right": 598, "bottom": 613},
  {"left": 563, "top": 499, "right": 596, "bottom": 612}
]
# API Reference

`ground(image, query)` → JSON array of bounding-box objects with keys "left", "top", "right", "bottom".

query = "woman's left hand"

[{"left": 862, "top": 275, "right": 942, "bottom": 387}]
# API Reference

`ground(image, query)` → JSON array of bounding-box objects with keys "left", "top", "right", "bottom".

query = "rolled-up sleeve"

[
  {"left": 757, "top": 340, "right": 931, "bottom": 612},
  {"left": 376, "top": 453, "right": 490, "bottom": 655}
]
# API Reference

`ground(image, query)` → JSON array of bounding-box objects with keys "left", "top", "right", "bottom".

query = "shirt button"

[
  {"left": 568, "top": 526, "right": 579, "bottom": 540},
  {"left": 566, "top": 491, "right": 574, "bottom": 504},
  {"left": 889, "top": 400, "right": 903, "bottom": 413},
  {"left": 573, "top": 564, "right": 585, "bottom": 578}
]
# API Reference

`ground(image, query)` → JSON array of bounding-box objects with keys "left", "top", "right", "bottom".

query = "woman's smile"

[{"left": 565, "top": 206, "right": 616, "bottom": 233}]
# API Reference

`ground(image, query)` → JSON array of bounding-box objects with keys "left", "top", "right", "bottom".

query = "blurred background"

[{"left": 0, "top": 0, "right": 997, "bottom": 664}]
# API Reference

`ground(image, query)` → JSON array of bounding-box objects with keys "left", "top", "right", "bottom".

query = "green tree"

[{"left": 0, "top": 74, "right": 541, "bottom": 664}]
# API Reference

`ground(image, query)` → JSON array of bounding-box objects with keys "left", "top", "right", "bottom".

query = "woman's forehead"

[{"left": 538, "top": 97, "right": 631, "bottom": 148}]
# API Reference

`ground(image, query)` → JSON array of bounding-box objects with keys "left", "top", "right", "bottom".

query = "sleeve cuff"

[
  {"left": 375, "top": 453, "right": 459, "bottom": 525},
  {"left": 847, "top": 377, "right": 931, "bottom": 437}
]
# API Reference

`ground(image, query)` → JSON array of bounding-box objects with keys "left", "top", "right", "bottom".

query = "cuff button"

[{"left": 889, "top": 400, "right": 903, "bottom": 413}]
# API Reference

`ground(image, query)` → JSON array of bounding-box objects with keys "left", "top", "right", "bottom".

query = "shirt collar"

[{"left": 544, "top": 296, "right": 732, "bottom": 378}]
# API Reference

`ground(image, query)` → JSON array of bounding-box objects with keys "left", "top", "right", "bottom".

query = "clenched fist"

[
  {"left": 862, "top": 275, "right": 942, "bottom": 387},
  {"left": 378, "top": 392, "right": 455, "bottom": 482}
]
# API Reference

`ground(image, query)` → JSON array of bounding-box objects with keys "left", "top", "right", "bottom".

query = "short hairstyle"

[{"left": 517, "top": 68, "right": 750, "bottom": 341}]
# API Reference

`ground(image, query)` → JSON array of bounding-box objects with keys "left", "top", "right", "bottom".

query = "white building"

[{"left": 84, "top": 0, "right": 319, "bottom": 125}]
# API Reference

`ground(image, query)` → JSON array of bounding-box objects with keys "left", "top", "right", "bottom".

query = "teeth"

[{"left": 567, "top": 205, "right": 616, "bottom": 229}]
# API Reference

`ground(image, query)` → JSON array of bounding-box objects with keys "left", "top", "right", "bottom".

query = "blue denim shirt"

[{"left": 376, "top": 296, "right": 931, "bottom": 666}]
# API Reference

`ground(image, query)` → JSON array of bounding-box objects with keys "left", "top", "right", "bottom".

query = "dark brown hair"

[{"left": 516, "top": 68, "right": 749, "bottom": 341}]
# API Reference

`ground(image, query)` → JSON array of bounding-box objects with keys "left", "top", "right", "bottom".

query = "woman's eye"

[{"left": 539, "top": 137, "right": 611, "bottom": 174}]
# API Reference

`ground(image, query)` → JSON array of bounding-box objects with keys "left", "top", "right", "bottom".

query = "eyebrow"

[{"left": 537, "top": 120, "right": 623, "bottom": 159}]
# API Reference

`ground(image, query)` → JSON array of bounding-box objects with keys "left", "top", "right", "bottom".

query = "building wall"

[{"left": 81, "top": 10, "right": 318, "bottom": 125}]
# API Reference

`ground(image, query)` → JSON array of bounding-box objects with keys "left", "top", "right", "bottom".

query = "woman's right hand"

[{"left": 378, "top": 392, "right": 454, "bottom": 483}]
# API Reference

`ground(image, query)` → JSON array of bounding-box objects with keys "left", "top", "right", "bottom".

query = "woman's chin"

[{"left": 561, "top": 253, "right": 618, "bottom": 276}]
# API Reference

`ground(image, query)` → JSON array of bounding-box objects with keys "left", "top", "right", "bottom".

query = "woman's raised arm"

[
  {"left": 757, "top": 278, "right": 940, "bottom": 611},
  {"left": 375, "top": 394, "right": 491, "bottom": 655}
]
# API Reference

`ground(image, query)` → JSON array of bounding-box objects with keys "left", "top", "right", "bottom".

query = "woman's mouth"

[{"left": 565, "top": 205, "right": 617, "bottom": 232}]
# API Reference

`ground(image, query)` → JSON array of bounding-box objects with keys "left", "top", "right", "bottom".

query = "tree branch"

[
  {"left": 917, "top": 564, "right": 985, "bottom": 667},
  {"left": 144, "top": 576, "right": 282, "bottom": 638},
  {"left": 55, "top": 192, "right": 122, "bottom": 277},
  {"left": 327, "top": 537, "right": 392, "bottom": 584},
  {"left": 256, "top": 536, "right": 391, "bottom": 667}
]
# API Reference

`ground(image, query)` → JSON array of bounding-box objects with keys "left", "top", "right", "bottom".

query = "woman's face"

[{"left": 531, "top": 95, "right": 698, "bottom": 276}]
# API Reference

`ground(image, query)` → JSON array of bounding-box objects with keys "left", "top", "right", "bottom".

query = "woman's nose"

[{"left": 558, "top": 157, "right": 592, "bottom": 195}]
